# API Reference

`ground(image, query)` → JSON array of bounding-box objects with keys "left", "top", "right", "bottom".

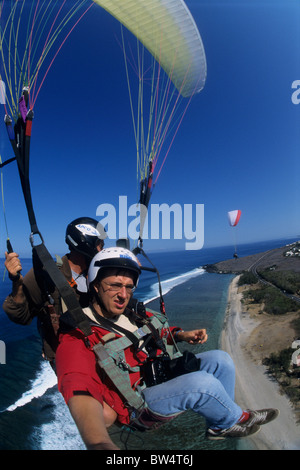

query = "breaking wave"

[
  {"left": 143, "top": 267, "right": 205, "bottom": 304},
  {"left": 5, "top": 361, "right": 57, "bottom": 412}
]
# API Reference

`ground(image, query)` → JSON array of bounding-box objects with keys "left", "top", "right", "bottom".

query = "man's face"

[{"left": 93, "top": 269, "right": 135, "bottom": 318}]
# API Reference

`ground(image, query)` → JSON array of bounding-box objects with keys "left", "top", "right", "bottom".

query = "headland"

[
  {"left": 217, "top": 241, "right": 300, "bottom": 449},
  {"left": 205, "top": 242, "right": 300, "bottom": 274}
]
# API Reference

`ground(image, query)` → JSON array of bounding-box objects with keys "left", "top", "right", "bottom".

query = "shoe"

[
  {"left": 245, "top": 408, "right": 279, "bottom": 426},
  {"left": 206, "top": 422, "right": 261, "bottom": 441}
]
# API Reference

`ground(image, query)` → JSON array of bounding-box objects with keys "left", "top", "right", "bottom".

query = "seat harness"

[{"left": 90, "top": 303, "right": 181, "bottom": 412}]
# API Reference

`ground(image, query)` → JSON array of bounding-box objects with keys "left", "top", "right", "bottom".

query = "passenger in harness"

[{"left": 56, "top": 247, "right": 279, "bottom": 450}]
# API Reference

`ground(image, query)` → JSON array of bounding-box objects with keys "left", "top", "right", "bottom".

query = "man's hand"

[
  {"left": 177, "top": 329, "right": 208, "bottom": 344},
  {"left": 5, "top": 251, "right": 23, "bottom": 279}
]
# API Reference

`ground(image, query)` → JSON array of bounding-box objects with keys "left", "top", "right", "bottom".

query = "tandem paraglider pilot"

[
  {"left": 55, "top": 247, "right": 279, "bottom": 450},
  {"left": 3, "top": 217, "right": 105, "bottom": 368}
]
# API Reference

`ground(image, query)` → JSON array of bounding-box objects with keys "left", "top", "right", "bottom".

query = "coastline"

[{"left": 221, "top": 276, "right": 300, "bottom": 450}]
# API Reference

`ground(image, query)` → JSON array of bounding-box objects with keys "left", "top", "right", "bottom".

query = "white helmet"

[{"left": 88, "top": 247, "right": 141, "bottom": 287}]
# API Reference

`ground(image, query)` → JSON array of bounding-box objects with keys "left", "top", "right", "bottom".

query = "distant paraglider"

[
  {"left": 228, "top": 210, "right": 242, "bottom": 258},
  {"left": 228, "top": 209, "right": 241, "bottom": 227}
]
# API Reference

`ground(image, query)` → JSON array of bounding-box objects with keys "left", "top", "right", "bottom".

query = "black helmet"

[{"left": 65, "top": 217, "right": 106, "bottom": 259}]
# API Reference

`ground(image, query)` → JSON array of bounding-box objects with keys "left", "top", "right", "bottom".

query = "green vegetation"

[
  {"left": 258, "top": 269, "right": 300, "bottom": 295},
  {"left": 238, "top": 267, "right": 300, "bottom": 415},
  {"left": 263, "top": 349, "right": 300, "bottom": 407},
  {"left": 263, "top": 348, "right": 294, "bottom": 374},
  {"left": 238, "top": 270, "right": 300, "bottom": 315},
  {"left": 238, "top": 272, "right": 258, "bottom": 286},
  {"left": 244, "top": 285, "right": 299, "bottom": 315}
]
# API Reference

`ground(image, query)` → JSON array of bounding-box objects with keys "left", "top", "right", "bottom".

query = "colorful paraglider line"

[
  {"left": 0, "top": 0, "right": 93, "bottom": 244},
  {"left": 114, "top": 1, "right": 206, "bottom": 316},
  {"left": 0, "top": 0, "right": 210, "bottom": 449},
  {"left": 0, "top": 1, "right": 96, "bottom": 340},
  {"left": 0, "top": 0, "right": 207, "bottom": 341},
  {"left": 115, "top": 1, "right": 206, "bottom": 249}
]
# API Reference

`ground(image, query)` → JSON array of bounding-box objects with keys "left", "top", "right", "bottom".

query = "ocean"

[{"left": 0, "top": 237, "right": 296, "bottom": 451}]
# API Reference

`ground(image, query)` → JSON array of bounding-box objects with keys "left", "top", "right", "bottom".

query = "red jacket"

[{"left": 56, "top": 310, "right": 180, "bottom": 424}]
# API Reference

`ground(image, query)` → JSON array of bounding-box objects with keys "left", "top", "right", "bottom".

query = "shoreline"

[{"left": 221, "top": 276, "right": 300, "bottom": 450}]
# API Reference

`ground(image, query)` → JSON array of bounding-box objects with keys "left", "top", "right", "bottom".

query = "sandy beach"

[{"left": 221, "top": 276, "right": 300, "bottom": 450}]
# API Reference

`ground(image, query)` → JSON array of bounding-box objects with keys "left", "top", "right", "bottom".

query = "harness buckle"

[
  {"left": 117, "top": 357, "right": 131, "bottom": 371},
  {"left": 30, "top": 230, "right": 44, "bottom": 247}
]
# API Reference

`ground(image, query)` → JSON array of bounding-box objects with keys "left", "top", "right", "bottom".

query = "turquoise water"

[{"left": 0, "top": 238, "right": 296, "bottom": 450}]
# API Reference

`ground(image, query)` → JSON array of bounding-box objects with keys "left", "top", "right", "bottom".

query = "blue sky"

[{"left": 0, "top": 0, "right": 299, "bottom": 257}]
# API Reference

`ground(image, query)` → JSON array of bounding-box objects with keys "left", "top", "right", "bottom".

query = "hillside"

[{"left": 205, "top": 242, "right": 300, "bottom": 274}]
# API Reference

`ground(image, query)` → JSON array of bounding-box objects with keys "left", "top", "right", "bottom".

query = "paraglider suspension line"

[{"left": 132, "top": 243, "right": 166, "bottom": 316}]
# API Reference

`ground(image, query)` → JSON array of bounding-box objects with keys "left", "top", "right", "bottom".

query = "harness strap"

[
  {"left": 68, "top": 278, "right": 77, "bottom": 288},
  {"left": 32, "top": 243, "right": 92, "bottom": 337},
  {"left": 92, "top": 318, "right": 161, "bottom": 357},
  {"left": 132, "top": 247, "right": 166, "bottom": 315},
  {"left": 0, "top": 156, "right": 17, "bottom": 168},
  {"left": 90, "top": 305, "right": 140, "bottom": 348},
  {"left": 93, "top": 342, "right": 145, "bottom": 410},
  {"left": 4, "top": 102, "right": 91, "bottom": 339},
  {"left": 90, "top": 306, "right": 182, "bottom": 412},
  {"left": 8, "top": 111, "right": 39, "bottom": 235},
  {"left": 90, "top": 305, "right": 169, "bottom": 356}
]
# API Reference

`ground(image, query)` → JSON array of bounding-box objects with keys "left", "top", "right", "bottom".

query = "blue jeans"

[{"left": 142, "top": 350, "right": 242, "bottom": 429}]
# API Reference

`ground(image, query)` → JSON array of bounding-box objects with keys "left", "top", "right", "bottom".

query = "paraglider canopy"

[
  {"left": 92, "top": 0, "right": 207, "bottom": 98},
  {"left": 228, "top": 210, "right": 242, "bottom": 227}
]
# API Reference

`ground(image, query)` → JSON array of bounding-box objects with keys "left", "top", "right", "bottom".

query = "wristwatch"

[{"left": 174, "top": 329, "right": 184, "bottom": 341}]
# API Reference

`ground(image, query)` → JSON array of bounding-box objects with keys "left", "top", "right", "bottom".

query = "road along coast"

[
  {"left": 221, "top": 276, "right": 300, "bottom": 450},
  {"left": 205, "top": 243, "right": 300, "bottom": 275}
]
